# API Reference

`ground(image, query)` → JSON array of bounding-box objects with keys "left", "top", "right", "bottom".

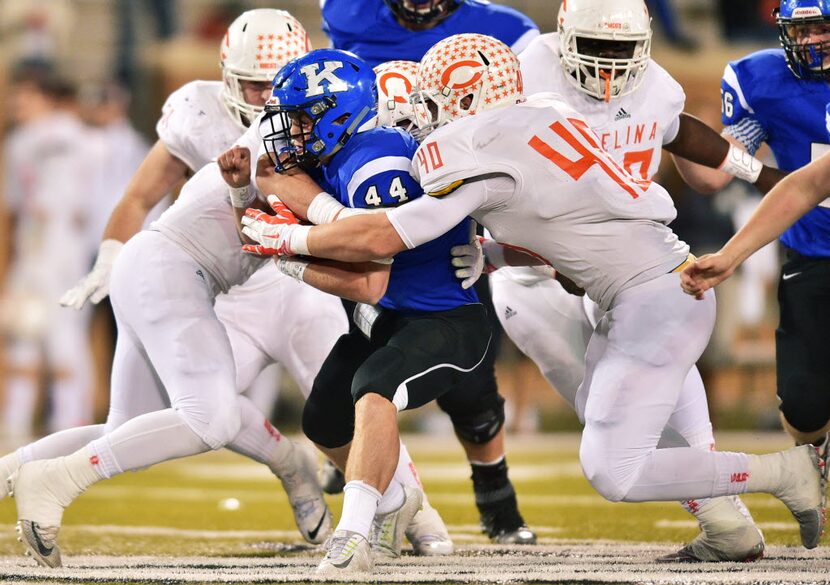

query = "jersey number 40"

[{"left": 529, "top": 118, "right": 651, "bottom": 199}]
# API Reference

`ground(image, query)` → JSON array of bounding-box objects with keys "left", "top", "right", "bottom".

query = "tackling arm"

[
  {"left": 721, "top": 152, "right": 830, "bottom": 263},
  {"left": 681, "top": 151, "right": 830, "bottom": 298},
  {"left": 280, "top": 258, "right": 390, "bottom": 304},
  {"left": 666, "top": 113, "right": 785, "bottom": 194},
  {"left": 255, "top": 160, "right": 323, "bottom": 221},
  {"left": 242, "top": 176, "right": 486, "bottom": 261}
]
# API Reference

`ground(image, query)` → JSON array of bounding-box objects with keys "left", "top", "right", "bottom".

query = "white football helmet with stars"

[
  {"left": 220, "top": 9, "right": 311, "bottom": 128},
  {"left": 412, "top": 33, "right": 523, "bottom": 137}
]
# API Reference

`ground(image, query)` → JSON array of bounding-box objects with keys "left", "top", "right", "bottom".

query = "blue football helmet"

[
  {"left": 382, "top": 0, "right": 463, "bottom": 25},
  {"left": 776, "top": 0, "right": 830, "bottom": 79},
  {"left": 261, "top": 49, "right": 377, "bottom": 171}
]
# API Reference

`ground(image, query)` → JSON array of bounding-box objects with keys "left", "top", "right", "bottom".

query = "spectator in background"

[
  {"left": 1, "top": 69, "right": 99, "bottom": 439},
  {"left": 79, "top": 82, "right": 155, "bottom": 421},
  {"left": 718, "top": 0, "right": 778, "bottom": 43},
  {"left": 645, "top": 0, "right": 698, "bottom": 51},
  {"left": 116, "top": 0, "right": 178, "bottom": 89}
]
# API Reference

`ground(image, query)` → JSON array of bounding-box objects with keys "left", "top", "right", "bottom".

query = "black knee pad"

[
  {"left": 302, "top": 375, "right": 356, "bottom": 449},
  {"left": 779, "top": 373, "right": 830, "bottom": 433},
  {"left": 443, "top": 392, "right": 505, "bottom": 444}
]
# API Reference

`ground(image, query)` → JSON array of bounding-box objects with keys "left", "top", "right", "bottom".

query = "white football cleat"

[
  {"left": 370, "top": 486, "right": 423, "bottom": 558},
  {"left": 12, "top": 459, "right": 82, "bottom": 568},
  {"left": 0, "top": 452, "right": 20, "bottom": 501},
  {"left": 405, "top": 500, "right": 454, "bottom": 556},
  {"left": 319, "top": 458, "right": 346, "bottom": 495},
  {"left": 276, "top": 442, "right": 332, "bottom": 545},
  {"left": 316, "top": 529, "right": 373, "bottom": 574},
  {"left": 658, "top": 496, "right": 764, "bottom": 562},
  {"left": 773, "top": 445, "right": 825, "bottom": 549},
  {"left": 815, "top": 433, "right": 829, "bottom": 514}
]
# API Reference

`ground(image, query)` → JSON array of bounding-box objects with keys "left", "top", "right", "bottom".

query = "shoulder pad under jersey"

[{"left": 156, "top": 81, "right": 225, "bottom": 171}]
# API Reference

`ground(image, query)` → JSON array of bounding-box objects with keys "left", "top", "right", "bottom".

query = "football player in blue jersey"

[
  {"left": 321, "top": 0, "right": 539, "bottom": 69},
  {"left": 674, "top": 0, "right": 830, "bottom": 473},
  {"left": 239, "top": 49, "right": 499, "bottom": 574},
  {"left": 320, "top": 0, "right": 540, "bottom": 546}
]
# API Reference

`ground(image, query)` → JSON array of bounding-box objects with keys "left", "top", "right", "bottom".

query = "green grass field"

[{"left": 0, "top": 432, "right": 826, "bottom": 583}]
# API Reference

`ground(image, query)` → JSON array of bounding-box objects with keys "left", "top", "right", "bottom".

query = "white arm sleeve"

[{"left": 387, "top": 180, "right": 488, "bottom": 249}]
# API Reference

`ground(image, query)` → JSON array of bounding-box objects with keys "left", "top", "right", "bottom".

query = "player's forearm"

[
  {"left": 255, "top": 167, "right": 322, "bottom": 221},
  {"left": 665, "top": 113, "right": 730, "bottom": 169},
  {"left": 669, "top": 125, "right": 758, "bottom": 195},
  {"left": 306, "top": 213, "right": 407, "bottom": 262},
  {"left": 232, "top": 191, "right": 268, "bottom": 245},
  {"left": 672, "top": 155, "right": 734, "bottom": 195},
  {"left": 283, "top": 258, "right": 390, "bottom": 304},
  {"left": 102, "top": 141, "right": 188, "bottom": 242},
  {"left": 720, "top": 169, "right": 825, "bottom": 266}
]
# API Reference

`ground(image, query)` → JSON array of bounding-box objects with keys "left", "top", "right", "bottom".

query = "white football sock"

[
  {"left": 745, "top": 452, "right": 789, "bottom": 494},
  {"left": 337, "top": 480, "right": 382, "bottom": 538},
  {"left": 376, "top": 479, "right": 405, "bottom": 515},
  {"left": 88, "top": 409, "right": 210, "bottom": 478},
  {"left": 62, "top": 446, "right": 106, "bottom": 492},
  {"left": 623, "top": 448, "right": 750, "bottom": 502},
  {"left": 394, "top": 442, "right": 422, "bottom": 489},
  {"left": 225, "top": 396, "right": 292, "bottom": 476},
  {"left": 17, "top": 425, "right": 106, "bottom": 464}
]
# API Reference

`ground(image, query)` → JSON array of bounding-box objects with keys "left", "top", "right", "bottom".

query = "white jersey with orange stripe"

[
  {"left": 501, "top": 33, "right": 686, "bottom": 287},
  {"left": 400, "top": 93, "right": 689, "bottom": 310}
]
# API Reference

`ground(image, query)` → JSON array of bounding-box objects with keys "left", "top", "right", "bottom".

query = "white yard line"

[{"left": 0, "top": 544, "right": 828, "bottom": 584}]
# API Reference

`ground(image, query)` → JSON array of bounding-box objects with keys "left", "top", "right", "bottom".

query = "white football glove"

[
  {"left": 451, "top": 238, "right": 484, "bottom": 289},
  {"left": 60, "top": 239, "right": 124, "bottom": 310}
]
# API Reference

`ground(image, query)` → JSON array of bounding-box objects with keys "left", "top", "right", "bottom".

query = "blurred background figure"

[
  {"left": 1, "top": 68, "right": 99, "bottom": 440},
  {"left": 645, "top": 0, "right": 697, "bottom": 51},
  {"left": 79, "top": 81, "right": 153, "bottom": 421}
]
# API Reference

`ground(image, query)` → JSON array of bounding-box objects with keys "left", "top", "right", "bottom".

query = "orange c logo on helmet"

[
  {"left": 441, "top": 60, "right": 485, "bottom": 90},
  {"left": 378, "top": 72, "right": 412, "bottom": 104}
]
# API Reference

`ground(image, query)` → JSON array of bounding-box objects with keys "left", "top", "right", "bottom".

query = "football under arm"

[{"left": 721, "top": 151, "right": 830, "bottom": 266}]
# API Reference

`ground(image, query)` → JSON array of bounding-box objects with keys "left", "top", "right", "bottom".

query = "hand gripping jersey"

[
  {"left": 500, "top": 32, "right": 685, "bottom": 286},
  {"left": 151, "top": 163, "right": 268, "bottom": 295},
  {"left": 314, "top": 125, "right": 477, "bottom": 312},
  {"left": 410, "top": 94, "right": 689, "bottom": 310},
  {"left": 722, "top": 48, "right": 830, "bottom": 257},
  {"left": 321, "top": 0, "right": 538, "bottom": 68}
]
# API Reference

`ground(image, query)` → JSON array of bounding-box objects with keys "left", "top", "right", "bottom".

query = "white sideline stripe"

[
  {"left": 1, "top": 544, "right": 829, "bottom": 584},
  {"left": 61, "top": 484, "right": 791, "bottom": 509},
  {"left": 655, "top": 520, "right": 800, "bottom": 531},
  {"left": 0, "top": 524, "right": 558, "bottom": 541}
]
